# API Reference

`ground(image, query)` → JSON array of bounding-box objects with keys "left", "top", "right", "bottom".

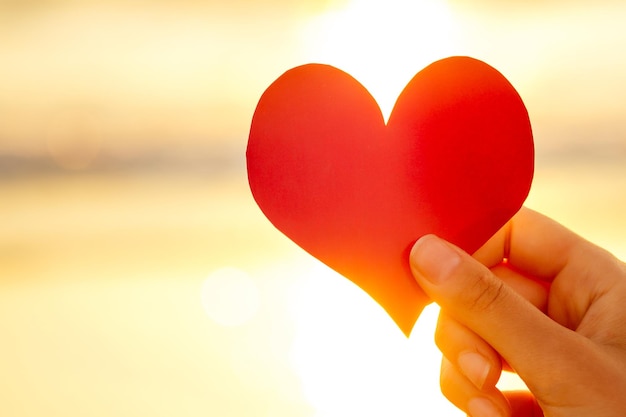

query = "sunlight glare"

[
  {"left": 301, "top": 0, "right": 461, "bottom": 121},
  {"left": 201, "top": 267, "right": 260, "bottom": 327},
  {"left": 288, "top": 261, "right": 461, "bottom": 416}
]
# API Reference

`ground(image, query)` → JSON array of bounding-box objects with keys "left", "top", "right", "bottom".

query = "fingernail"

[
  {"left": 410, "top": 235, "right": 461, "bottom": 285},
  {"left": 468, "top": 397, "right": 504, "bottom": 417},
  {"left": 458, "top": 351, "right": 491, "bottom": 390}
]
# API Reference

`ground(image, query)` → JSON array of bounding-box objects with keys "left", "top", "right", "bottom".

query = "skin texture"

[{"left": 409, "top": 207, "right": 626, "bottom": 417}]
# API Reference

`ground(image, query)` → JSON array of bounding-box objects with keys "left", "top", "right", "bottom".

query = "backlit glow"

[
  {"left": 201, "top": 267, "right": 260, "bottom": 327},
  {"left": 301, "top": 0, "right": 461, "bottom": 121},
  {"left": 288, "top": 261, "right": 459, "bottom": 416}
]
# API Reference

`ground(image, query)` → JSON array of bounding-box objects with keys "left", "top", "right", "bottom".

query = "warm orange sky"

[{"left": 1, "top": 0, "right": 625, "bottom": 160}]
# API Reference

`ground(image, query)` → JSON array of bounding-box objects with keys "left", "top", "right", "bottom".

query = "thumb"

[{"left": 409, "top": 234, "right": 584, "bottom": 395}]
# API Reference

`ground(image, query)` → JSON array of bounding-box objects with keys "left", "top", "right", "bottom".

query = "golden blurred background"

[{"left": 1, "top": 0, "right": 626, "bottom": 416}]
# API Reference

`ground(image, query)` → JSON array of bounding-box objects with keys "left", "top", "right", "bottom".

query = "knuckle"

[
  {"left": 439, "top": 357, "right": 454, "bottom": 391},
  {"left": 463, "top": 270, "right": 506, "bottom": 313},
  {"left": 434, "top": 323, "right": 448, "bottom": 352},
  {"left": 434, "top": 314, "right": 463, "bottom": 353},
  {"left": 434, "top": 315, "right": 451, "bottom": 350}
]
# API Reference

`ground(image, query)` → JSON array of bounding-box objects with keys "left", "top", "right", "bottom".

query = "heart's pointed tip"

[
  {"left": 400, "top": 323, "right": 415, "bottom": 338},
  {"left": 392, "top": 298, "right": 428, "bottom": 338},
  {"left": 396, "top": 313, "right": 418, "bottom": 338}
]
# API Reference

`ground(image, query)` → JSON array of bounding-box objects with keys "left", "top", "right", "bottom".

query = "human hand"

[{"left": 409, "top": 207, "right": 626, "bottom": 417}]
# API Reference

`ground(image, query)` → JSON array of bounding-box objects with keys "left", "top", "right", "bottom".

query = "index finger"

[{"left": 473, "top": 207, "right": 595, "bottom": 282}]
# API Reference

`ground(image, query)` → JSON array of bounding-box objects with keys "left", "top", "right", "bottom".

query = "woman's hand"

[{"left": 409, "top": 207, "right": 626, "bottom": 417}]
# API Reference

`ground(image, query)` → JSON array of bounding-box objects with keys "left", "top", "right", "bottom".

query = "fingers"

[
  {"left": 435, "top": 313, "right": 502, "bottom": 389},
  {"left": 436, "top": 313, "right": 545, "bottom": 417},
  {"left": 412, "top": 211, "right": 626, "bottom": 416},
  {"left": 440, "top": 356, "right": 511, "bottom": 417},
  {"left": 504, "top": 392, "right": 544, "bottom": 417},
  {"left": 437, "top": 313, "right": 515, "bottom": 416},
  {"left": 474, "top": 207, "right": 620, "bottom": 287},
  {"left": 409, "top": 234, "right": 582, "bottom": 394},
  {"left": 488, "top": 263, "right": 548, "bottom": 313},
  {"left": 472, "top": 207, "right": 580, "bottom": 279},
  {"left": 441, "top": 360, "right": 545, "bottom": 417},
  {"left": 474, "top": 207, "right": 625, "bottom": 331}
]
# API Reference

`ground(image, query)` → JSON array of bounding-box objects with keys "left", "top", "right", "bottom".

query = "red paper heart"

[{"left": 247, "top": 56, "right": 534, "bottom": 336}]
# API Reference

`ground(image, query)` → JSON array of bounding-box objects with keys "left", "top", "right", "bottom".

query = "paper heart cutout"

[{"left": 247, "top": 56, "right": 534, "bottom": 336}]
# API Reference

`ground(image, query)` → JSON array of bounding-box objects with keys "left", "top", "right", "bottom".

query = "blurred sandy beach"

[{"left": 2, "top": 0, "right": 626, "bottom": 416}]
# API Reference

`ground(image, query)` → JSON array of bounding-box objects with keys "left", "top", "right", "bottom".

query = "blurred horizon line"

[
  {"left": 0, "top": 144, "right": 245, "bottom": 178},
  {"left": 1, "top": 138, "right": 624, "bottom": 179}
]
